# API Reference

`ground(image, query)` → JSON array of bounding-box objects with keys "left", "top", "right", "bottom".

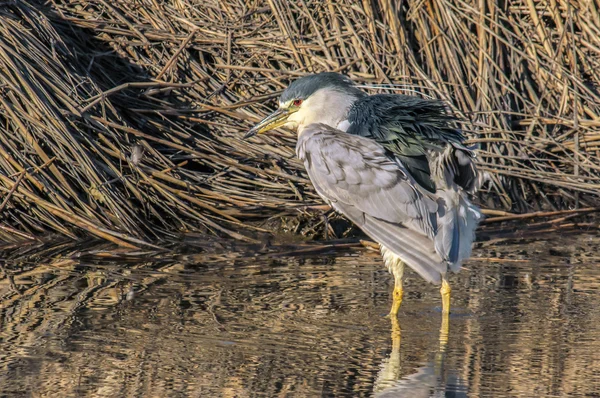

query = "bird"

[{"left": 245, "top": 72, "right": 482, "bottom": 316}]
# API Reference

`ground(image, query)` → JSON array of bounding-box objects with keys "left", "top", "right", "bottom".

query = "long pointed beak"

[{"left": 244, "top": 108, "right": 290, "bottom": 139}]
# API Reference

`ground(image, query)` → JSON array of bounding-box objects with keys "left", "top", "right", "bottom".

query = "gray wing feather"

[
  {"left": 333, "top": 201, "right": 444, "bottom": 283},
  {"left": 297, "top": 124, "right": 471, "bottom": 283},
  {"left": 300, "top": 125, "right": 438, "bottom": 234}
]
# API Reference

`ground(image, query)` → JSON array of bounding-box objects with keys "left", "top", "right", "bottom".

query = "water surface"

[{"left": 1, "top": 233, "right": 599, "bottom": 397}]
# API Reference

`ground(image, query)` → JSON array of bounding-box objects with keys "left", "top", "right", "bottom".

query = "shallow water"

[{"left": 1, "top": 233, "right": 600, "bottom": 397}]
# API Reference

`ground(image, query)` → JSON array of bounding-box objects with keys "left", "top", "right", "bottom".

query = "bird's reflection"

[{"left": 374, "top": 313, "right": 465, "bottom": 397}]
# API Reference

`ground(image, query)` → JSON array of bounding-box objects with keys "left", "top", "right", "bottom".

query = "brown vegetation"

[{"left": 1, "top": 1, "right": 599, "bottom": 245}]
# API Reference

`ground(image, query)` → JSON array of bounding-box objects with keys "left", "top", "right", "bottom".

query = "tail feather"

[
  {"left": 434, "top": 194, "right": 460, "bottom": 264},
  {"left": 432, "top": 143, "right": 482, "bottom": 194},
  {"left": 430, "top": 143, "right": 483, "bottom": 272},
  {"left": 457, "top": 195, "right": 483, "bottom": 265},
  {"left": 434, "top": 190, "right": 483, "bottom": 272}
]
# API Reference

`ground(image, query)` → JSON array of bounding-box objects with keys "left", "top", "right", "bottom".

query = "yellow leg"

[
  {"left": 389, "top": 284, "right": 404, "bottom": 317},
  {"left": 388, "top": 258, "right": 405, "bottom": 317},
  {"left": 381, "top": 246, "right": 405, "bottom": 317},
  {"left": 440, "top": 277, "right": 451, "bottom": 315}
]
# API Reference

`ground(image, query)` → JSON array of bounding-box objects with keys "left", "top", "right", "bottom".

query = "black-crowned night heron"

[{"left": 246, "top": 72, "right": 482, "bottom": 316}]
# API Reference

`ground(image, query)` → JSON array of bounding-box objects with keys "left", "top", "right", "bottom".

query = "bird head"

[{"left": 245, "top": 72, "right": 364, "bottom": 138}]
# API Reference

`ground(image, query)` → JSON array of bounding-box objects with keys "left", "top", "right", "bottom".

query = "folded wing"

[{"left": 297, "top": 123, "right": 480, "bottom": 283}]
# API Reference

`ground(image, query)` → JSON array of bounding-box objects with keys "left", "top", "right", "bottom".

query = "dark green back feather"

[{"left": 346, "top": 94, "right": 465, "bottom": 192}]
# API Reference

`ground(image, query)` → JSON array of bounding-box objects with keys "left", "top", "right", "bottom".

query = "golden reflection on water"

[{"left": 1, "top": 233, "right": 600, "bottom": 397}]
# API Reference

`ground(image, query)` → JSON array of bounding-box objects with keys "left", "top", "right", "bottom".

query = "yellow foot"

[
  {"left": 389, "top": 285, "right": 404, "bottom": 317},
  {"left": 441, "top": 279, "right": 451, "bottom": 315}
]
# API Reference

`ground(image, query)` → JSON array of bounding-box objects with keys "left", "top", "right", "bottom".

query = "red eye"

[{"left": 293, "top": 99, "right": 303, "bottom": 106}]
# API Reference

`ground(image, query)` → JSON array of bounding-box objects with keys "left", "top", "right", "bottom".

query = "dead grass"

[{"left": 1, "top": 0, "right": 599, "bottom": 245}]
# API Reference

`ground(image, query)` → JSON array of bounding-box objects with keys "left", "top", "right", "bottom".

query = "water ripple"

[{"left": 1, "top": 233, "right": 599, "bottom": 397}]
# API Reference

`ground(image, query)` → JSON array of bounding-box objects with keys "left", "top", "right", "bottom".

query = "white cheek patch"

[{"left": 286, "top": 108, "right": 304, "bottom": 128}]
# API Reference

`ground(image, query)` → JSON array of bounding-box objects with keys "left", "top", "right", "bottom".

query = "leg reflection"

[
  {"left": 436, "top": 310, "right": 450, "bottom": 383},
  {"left": 439, "top": 310, "right": 450, "bottom": 352},
  {"left": 374, "top": 317, "right": 402, "bottom": 394},
  {"left": 374, "top": 313, "right": 452, "bottom": 397},
  {"left": 437, "top": 280, "right": 451, "bottom": 377}
]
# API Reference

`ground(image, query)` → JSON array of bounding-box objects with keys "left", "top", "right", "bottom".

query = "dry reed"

[{"left": 1, "top": 0, "right": 599, "bottom": 245}]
